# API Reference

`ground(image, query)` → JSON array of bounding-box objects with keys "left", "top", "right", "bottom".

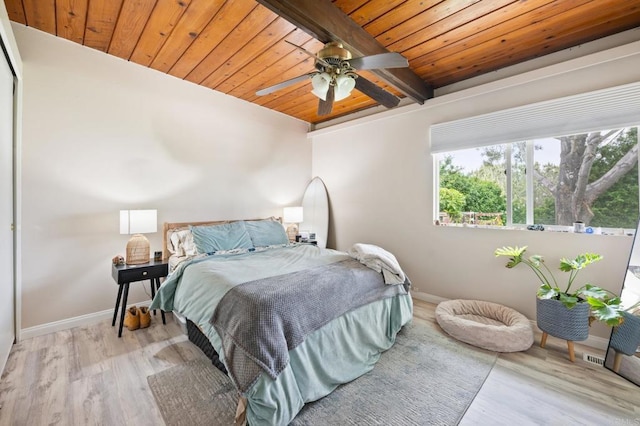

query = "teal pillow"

[
  {"left": 190, "top": 221, "right": 253, "bottom": 253},
  {"left": 244, "top": 220, "right": 289, "bottom": 247}
]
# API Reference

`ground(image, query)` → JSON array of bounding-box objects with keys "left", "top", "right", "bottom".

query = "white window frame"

[
  {"left": 431, "top": 82, "right": 640, "bottom": 232},
  {"left": 505, "top": 143, "right": 513, "bottom": 226},
  {"left": 434, "top": 129, "right": 640, "bottom": 231}
]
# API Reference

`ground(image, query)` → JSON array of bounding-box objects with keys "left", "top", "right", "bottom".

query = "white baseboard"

[
  {"left": 411, "top": 291, "right": 611, "bottom": 351},
  {"left": 411, "top": 291, "right": 449, "bottom": 305},
  {"left": 20, "top": 299, "right": 153, "bottom": 341}
]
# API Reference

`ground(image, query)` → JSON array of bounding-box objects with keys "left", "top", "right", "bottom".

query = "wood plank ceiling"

[{"left": 4, "top": 0, "right": 640, "bottom": 125}]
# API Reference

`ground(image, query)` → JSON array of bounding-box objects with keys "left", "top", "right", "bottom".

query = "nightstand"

[{"left": 111, "top": 259, "right": 168, "bottom": 337}]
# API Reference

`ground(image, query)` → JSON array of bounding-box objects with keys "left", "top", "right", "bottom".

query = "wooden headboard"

[{"left": 162, "top": 217, "right": 282, "bottom": 260}]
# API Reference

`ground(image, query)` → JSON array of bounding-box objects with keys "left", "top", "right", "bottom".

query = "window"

[
  {"left": 435, "top": 127, "right": 639, "bottom": 229},
  {"left": 430, "top": 82, "right": 640, "bottom": 231}
]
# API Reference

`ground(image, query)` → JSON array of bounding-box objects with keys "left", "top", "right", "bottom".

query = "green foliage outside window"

[
  {"left": 439, "top": 156, "right": 506, "bottom": 224},
  {"left": 439, "top": 187, "right": 465, "bottom": 222}
]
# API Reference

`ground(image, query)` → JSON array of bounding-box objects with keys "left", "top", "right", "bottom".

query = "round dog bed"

[{"left": 435, "top": 300, "right": 533, "bottom": 352}]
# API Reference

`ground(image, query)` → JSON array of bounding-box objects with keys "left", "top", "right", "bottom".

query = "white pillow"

[{"left": 170, "top": 229, "right": 197, "bottom": 257}]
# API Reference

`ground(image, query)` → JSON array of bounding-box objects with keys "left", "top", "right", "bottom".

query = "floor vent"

[{"left": 583, "top": 353, "right": 605, "bottom": 366}]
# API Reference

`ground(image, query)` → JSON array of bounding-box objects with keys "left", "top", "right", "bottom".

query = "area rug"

[{"left": 148, "top": 321, "right": 497, "bottom": 425}]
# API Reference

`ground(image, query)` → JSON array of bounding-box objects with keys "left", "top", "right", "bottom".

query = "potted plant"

[{"left": 495, "top": 246, "right": 623, "bottom": 360}]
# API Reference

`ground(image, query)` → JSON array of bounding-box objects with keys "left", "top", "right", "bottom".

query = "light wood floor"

[{"left": 1, "top": 299, "right": 639, "bottom": 425}]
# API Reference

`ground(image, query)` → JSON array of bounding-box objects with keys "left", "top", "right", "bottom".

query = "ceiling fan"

[{"left": 256, "top": 41, "right": 410, "bottom": 116}]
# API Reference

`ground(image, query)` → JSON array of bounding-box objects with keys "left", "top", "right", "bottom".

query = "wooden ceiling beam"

[{"left": 256, "top": 0, "right": 433, "bottom": 104}]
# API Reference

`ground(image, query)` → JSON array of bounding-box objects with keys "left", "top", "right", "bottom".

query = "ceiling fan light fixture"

[
  {"left": 255, "top": 41, "right": 408, "bottom": 115},
  {"left": 334, "top": 74, "right": 356, "bottom": 101},
  {"left": 311, "top": 72, "right": 331, "bottom": 100}
]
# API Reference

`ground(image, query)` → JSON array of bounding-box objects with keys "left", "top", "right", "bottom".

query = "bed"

[{"left": 150, "top": 217, "right": 413, "bottom": 425}]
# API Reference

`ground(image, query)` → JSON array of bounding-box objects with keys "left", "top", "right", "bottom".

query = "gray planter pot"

[
  {"left": 609, "top": 311, "right": 640, "bottom": 356},
  {"left": 536, "top": 297, "right": 590, "bottom": 341}
]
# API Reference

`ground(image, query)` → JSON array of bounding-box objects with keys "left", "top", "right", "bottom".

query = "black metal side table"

[{"left": 111, "top": 259, "right": 168, "bottom": 337}]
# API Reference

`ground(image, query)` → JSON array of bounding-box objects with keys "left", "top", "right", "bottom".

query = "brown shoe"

[
  {"left": 124, "top": 306, "right": 140, "bottom": 331},
  {"left": 139, "top": 306, "right": 151, "bottom": 329}
]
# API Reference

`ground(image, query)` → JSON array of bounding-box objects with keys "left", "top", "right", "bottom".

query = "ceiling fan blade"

[
  {"left": 355, "top": 76, "right": 401, "bottom": 109},
  {"left": 256, "top": 73, "right": 313, "bottom": 96},
  {"left": 285, "top": 40, "right": 330, "bottom": 68},
  {"left": 349, "top": 52, "right": 409, "bottom": 70},
  {"left": 318, "top": 85, "right": 335, "bottom": 116}
]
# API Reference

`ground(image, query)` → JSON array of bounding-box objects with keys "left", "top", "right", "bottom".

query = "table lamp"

[
  {"left": 283, "top": 206, "right": 303, "bottom": 242},
  {"left": 120, "top": 209, "right": 157, "bottom": 264}
]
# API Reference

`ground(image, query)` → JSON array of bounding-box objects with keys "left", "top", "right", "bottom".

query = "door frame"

[
  {"left": 0, "top": 39, "right": 15, "bottom": 355},
  {"left": 0, "top": 12, "right": 23, "bottom": 346}
]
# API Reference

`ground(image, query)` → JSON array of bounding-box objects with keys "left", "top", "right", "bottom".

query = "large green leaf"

[
  {"left": 587, "top": 297, "right": 623, "bottom": 326},
  {"left": 558, "top": 292, "right": 579, "bottom": 308},
  {"left": 559, "top": 253, "right": 603, "bottom": 272},
  {"left": 537, "top": 284, "right": 559, "bottom": 300},
  {"left": 529, "top": 255, "right": 544, "bottom": 268},
  {"left": 494, "top": 246, "right": 526, "bottom": 269},
  {"left": 579, "top": 284, "right": 609, "bottom": 299},
  {"left": 494, "top": 246, "right": 527, "bottom": 257}
]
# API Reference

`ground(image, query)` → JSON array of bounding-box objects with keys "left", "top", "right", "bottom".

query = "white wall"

[
  {"left": 13, "top": 24, "right": 311, "bottom": 330},
  {"left": 311, "top": 38, "right": 640, "bottom": 339}
]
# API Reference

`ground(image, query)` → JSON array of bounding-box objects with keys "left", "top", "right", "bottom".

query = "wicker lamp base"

[
  {"left": 286, "top": 224, "right": 298, "bottom": 242},
  {"left": 126, "top": 234, "right": 150, "bottom": 265}
]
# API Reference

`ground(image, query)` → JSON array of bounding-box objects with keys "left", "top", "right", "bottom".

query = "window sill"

[{"left": 434, "top": 222, "right": 635, "bottom": 237}]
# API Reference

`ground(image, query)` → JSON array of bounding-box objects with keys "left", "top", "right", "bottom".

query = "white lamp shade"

[
  {"left": 334, "top": 74, "right": 356, "bottom": 101},
  {"left": 120, "top": 209, "right": 157, "bottom": 235},
  {"left": 311, "top": 73, "right": 331, "bottom": 101},
  {"left": 283, "top": 206, "right": 303, "bottom": 223}
]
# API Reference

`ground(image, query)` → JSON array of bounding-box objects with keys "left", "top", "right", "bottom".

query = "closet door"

[{"left": 0, "top": 46, "right": 15, "bottom": 371}]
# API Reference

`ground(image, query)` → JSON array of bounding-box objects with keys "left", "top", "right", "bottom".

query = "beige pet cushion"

[{"left": 435, "top": 300, "right": 534, "bottom": 352}]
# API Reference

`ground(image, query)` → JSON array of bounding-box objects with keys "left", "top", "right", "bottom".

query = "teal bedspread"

[{"left": 150, "top": 244, "right": 413, "bottom": 425}]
